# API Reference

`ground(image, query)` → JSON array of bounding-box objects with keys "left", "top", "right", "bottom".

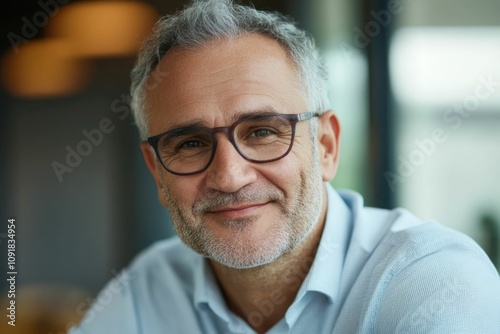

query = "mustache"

[{"left": 192, "top": 185, "right": 285, "bottom": 214}]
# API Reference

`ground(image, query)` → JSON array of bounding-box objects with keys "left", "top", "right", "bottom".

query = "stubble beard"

[{"left": 160, "top": 151, "right": 324, "bottom": 269}]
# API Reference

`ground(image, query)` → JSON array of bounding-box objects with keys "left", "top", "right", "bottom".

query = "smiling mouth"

[{"left": 205, "top": 202, "right": 270, "bottom": 219}]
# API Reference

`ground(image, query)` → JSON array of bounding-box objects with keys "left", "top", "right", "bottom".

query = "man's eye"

[
  {"left": 180, "top": 140, "right": 204, "bottom": 149},
  {"left": 250, "top": 128, "right": 275, "bottom": 137}
]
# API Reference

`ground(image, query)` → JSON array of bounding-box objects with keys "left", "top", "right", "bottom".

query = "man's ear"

[
  {"left": 316, "top": 110, "right": 341, "bottom": 182},
  {"left": 140, "top": 142, "right": 170, "bottom": 208}
]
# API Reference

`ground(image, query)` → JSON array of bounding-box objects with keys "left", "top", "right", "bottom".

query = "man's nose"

[{"left": 204, "top": 135, "right": 257, "bottom": 193}]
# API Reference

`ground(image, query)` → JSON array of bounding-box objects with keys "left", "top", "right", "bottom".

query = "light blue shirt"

[{"left": 70, "top": 184, "right": 500, "bottom": 333}]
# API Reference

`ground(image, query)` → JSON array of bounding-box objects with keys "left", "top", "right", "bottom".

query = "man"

[{"left": 71, "top": 0, "right": 500, "bottom": 333}]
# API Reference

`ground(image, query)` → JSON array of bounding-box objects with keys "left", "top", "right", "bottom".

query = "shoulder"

[
  {"left": 342, "top": 191, "right": 492, "bottom": 265},
  {"left": 358, "top": 209, "right": 500, "bottom": 333},
  {"left": 370, "top": 208, "right": 496, "bottom": 277},
  {"left": 128, "top": 236, "right": 202, "bottom": 278},
  {"left": 123, "top": 236, "right": 204, "bottom": 307},
  {"left": 70, "top": 237, "right": 204, "bottom": 333}
]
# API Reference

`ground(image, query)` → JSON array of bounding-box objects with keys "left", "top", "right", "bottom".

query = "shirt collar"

[
  {"left": 194, "top": 257, "right": 227, "bottom": 312},
  {"left": 294, "top": 183, "right": 353, "bottom": 303},
  {"left": 194, "top": 255, "right": 249, "bottom": 330},
  {"left": 193, "top": 255, "right": 208, "bottom": 307}
]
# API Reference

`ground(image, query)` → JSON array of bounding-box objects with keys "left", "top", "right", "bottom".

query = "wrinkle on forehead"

[{"left": 145, "top": 33, "right": 307, "bottom": 134}]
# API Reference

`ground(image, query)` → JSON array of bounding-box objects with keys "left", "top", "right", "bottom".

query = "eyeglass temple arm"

[{"left": 297, "top": 111, "right": 321, "bottom": 121}]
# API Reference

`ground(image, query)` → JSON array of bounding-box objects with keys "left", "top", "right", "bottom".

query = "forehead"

[{"left": 145, "top": 33, "right": 307, "bottom": 134}]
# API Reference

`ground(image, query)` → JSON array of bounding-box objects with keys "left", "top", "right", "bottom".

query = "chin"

[{"left": 203, "top": 229, "right": 294, "bottom": 269}]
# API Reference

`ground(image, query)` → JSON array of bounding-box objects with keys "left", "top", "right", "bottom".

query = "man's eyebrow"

[
  {"left": 230, "top": 107, "right": 281, "bottom": 122},
  {"left": 164, "top": 118, "right": 210, "bottom": 132},
  {"left": 164, "top": 107, "right": 282, "bottom": 131}
]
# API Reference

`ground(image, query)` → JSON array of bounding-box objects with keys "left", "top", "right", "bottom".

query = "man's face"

[{"left": 142, "top": 34, "right": 335, "bottom": 269}]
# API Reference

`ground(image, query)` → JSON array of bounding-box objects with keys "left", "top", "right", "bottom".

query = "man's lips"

[{"left": 205, "top": 202, "right": 270, "bottom": 219}]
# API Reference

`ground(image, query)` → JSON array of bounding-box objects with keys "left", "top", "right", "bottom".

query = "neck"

[{"left": 209, "top": 191, "right": 327, "bottom": 333}]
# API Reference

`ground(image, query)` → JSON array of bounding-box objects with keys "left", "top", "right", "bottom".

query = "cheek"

[
  {"left": 162, "top": 175, "right": 202, "bottom": 209},
  {"left": 258, "top": 157, "right": 304, "bottom": 197}
]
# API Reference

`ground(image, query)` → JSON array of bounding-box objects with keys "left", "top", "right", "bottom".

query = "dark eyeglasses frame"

[{"left": 146, "top": 111, "right": 320, "bottom": 176}]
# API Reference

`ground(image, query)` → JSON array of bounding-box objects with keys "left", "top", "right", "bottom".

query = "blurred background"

[{"left": 1, "top": 0, "right": 499, "bottom": 332}]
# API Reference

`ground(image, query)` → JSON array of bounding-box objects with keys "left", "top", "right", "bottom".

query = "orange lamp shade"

[
  {"left": 1, "top": 39, "right": 91, "bottom": 98},
  {"left": 45, "top": 1, "right": 159, "bottom": 57}
]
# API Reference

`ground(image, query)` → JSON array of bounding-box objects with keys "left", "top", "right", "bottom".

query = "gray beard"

[{"left": 160, "top": 148, "right": 324, "bottom": 269}]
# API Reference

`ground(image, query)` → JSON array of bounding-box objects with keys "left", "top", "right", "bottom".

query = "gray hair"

[{"left": 130, "top": 0, "right": 329, "bottom": 140}]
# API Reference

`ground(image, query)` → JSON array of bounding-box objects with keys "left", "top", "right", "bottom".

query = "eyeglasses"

[{"left": 147, "top": 111, "right": 320, "bottom": 175}]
